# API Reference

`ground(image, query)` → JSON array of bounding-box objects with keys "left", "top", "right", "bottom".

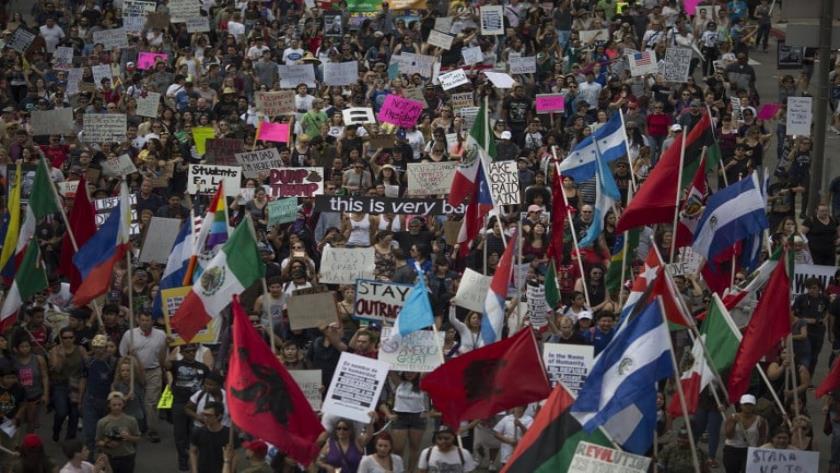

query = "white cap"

[
  {"left": 500, "top": 131, "right": 512, "bottom": 140},
  {"left": 739, "top": 394, "right": 756, "bottom": 405},
  {"left": 670, "top": 124, "right": 682, "bottom": 132},
  {"left": 578, "top": 310, "right": 593, "bottom": 320}
]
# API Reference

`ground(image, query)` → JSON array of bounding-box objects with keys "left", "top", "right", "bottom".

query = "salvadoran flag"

[
  {"left": 480, "top": 229, "right": 517, "bottom": 345},
  {"left": 557, "top": 113, "right": 628, "bottom": 182}
]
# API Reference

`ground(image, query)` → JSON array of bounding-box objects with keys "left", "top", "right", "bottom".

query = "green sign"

[
  {"left": 347, "top": 0, "right": 382, "bottom": 12},
  {"left": 268, "top": 198, "right": 298, "bottom": 226}
]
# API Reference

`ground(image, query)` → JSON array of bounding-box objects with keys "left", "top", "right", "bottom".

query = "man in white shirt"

[
  {"left": 577, "top": 72, "right": 602, "bottom": 109},
  {"left": 418, "top": 426, "right": 477, "bottom": 473},
  {"left": 39, "top": 17, "right": 65, "bottom": 53},
  {"left": 119, "top": 311, "right": 168, "bottom": 443},
  {"left": 493, "top": 406, "right": 534, "bottom": 466},
  {"left": 282, "top": 38, "right": 305, "bottom": 64}
]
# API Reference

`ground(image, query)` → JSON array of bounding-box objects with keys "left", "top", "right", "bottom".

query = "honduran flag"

[
  {"left": 184, "top": 182, "right": 229, "bottom": 284},
  {"left": 480, "top": 229, "right": 517, "bottom": 345},
  {"left": 72, "top": 183, "right": 131, "bottom": 307}
]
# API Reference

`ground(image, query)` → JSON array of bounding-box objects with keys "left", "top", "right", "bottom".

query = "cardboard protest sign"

[
  {"left": 438, "top": 69, "right": 469, "bottom": 91},
  {"left": 324, "top": 61, "right": 359, "bottom": 86},
  {"left": 403, "top": 87, "right": 428, "bottom": 107},
  {"left": 786, "top": 97, "right": 812, "bottom": 136},
  {"left": 255, "top": 90, "right": 295, "bottom": 117},
  {"left": 322, "top": 353, "right": 389, "bottom": 424},
  {"left": 30, "top": 108, "right": 74, "bottom": 136},
  {"left": 480, "top": 5, "right": 504, "bottom": 35},
  {"left": 662, "top": 47, "right": 692, "bottom": 83},
  {"left": 579, "top": 29, "right": 608, "bottom": 44},
  {"left": 462, "top": 46, "right": 483, "bottom": 65},
  {"left": 451, "top": 268, "right": 492, "bottom": 312},
  {"left": 136, "top": 92, "right": 161, "bottom": 118},
  {"left": 569, "top": 442, "right": 650, "bottom": 473},
  {"left": 278, "top": 64, "right": 317, "bottom": 88},
  {"left": 187, "top": 164, "right": 242, "bottom": 196},
  {"left": 83, "top": 114, "right": 127, "bottom": 143},
  {"left": 289, "top": 370, "right": 323, "bottom": 411},
  {"left": 745, "top": 447, "right": 818, "bottom": 473},
  {"left": 167, "top": 0, "right": 200, "bottom": 22},
  {"left": 543, "top": 343, "right": 594, "bottom": 395},
  {"left": 267, "top": 197, "right": 298, "bottom": 226},
  {"left": 449, "top": 92, "right": 474, "bottom": 111},
  {"left": 101, "top": 154, "right": 138, "bottom": 177},
  {"left": 379, "top": 328, "right": 444, "bottom": 372},
  {"left": 8, "top": 28, "right": 35, "bottom": 53},
  {"left": 426, "top": 30, "right": 454, "bottom": 50},
  {"left": 92, "top": 28, "right": 129, "bottom": 50},
  {"left": 137, "top": 52, "right": 168, "bottom": 70},
  {"left": 268, "top": 167, "right": 324, "bottom": 198},
  {"left": 139, "top": 217, "right": 183, "bottom": 264},
  {"left": 488, "top": 161, "right": 520, "bottom": 205},
  {"left": 443, "top": 220, "right": 461, "bottom": 245},
  {"left": 508, "top": 56, "right": 536, "bottom": 74},
  {"left": 319, "top": 246, "right": 375, "bottom": 285},
  {"left": 368, "top": 134, "right": 396, "bottom": 149},
  {"left": 286, "top": 291, "right": 339, "bottom": 330},
  {"left": 353, "top": 279, "right": 412, "bottom": 322},
  {"left": 342, "top": 108, "right": 376, "bottom": 125},
  {"left": 204, "top": 138, "right": 243, "bottom": 166},
  {"left": 628, "top": 50, "right": 658, "bottom": 76},
  {"left": 53, "top": 47, "right": 74, "bottom": 70},
  {"left": 313, "top": 196, "right": 466, "bottom": 215},
  {"left": 162, "top": 286, "right": 222, "bottom": 345},
  {"left": 406, "top": 161, "right": 457, "bottom": 196},
  {"left": 535, "top": 94, "right": 565, "bottom": 114},
  {"left": 235, "top": 148, "right": 283, "bottom": 178},
  {"left": 377, "top": 95, "right": 424, "bottom": 127}
]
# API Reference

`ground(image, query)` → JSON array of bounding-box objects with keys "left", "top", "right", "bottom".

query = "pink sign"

[
  {"left": 756, "top": 103, "right": 782, "bottom": 120},
  {"left": 377, "top": 95, "right": 424, "bottom": 128},
  {"left": 536, "top": 94, "right": 565, "bottom": 114},
  {"left": 258, "top": 122, "right": 290, "bottom": 143},
  {"left": 137, "top": 52, "right": 168, "bottom": 70},
  {"left": 683, "top": 0, "right": 701, "bottom": 15}
]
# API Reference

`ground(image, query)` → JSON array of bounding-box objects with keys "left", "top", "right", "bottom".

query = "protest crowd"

[{"left": 0, "top": 0, "right": 836, "bottom": 472}]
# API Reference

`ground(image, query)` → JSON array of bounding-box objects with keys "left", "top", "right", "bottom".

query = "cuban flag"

[{"left": 480, "top": 229, "right": 517, "bottom": 345}]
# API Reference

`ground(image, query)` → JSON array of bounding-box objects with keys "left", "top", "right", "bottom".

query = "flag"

[
  {"left": 58, "top": 176, "right": 96, "bottom": 292},
  {"left": 692, "top": 172, "right": 768, "bottom": 262},
  {"left": 481, "top": 229, "right": 516, "bottom": 345},
  {"left": 390, "top": 275, "right": 434, "bottom": 339},
  {"left": 667, "top": 294, "right": 739, "bottom": 416},
  {"left": 172, "top": 220, "right": 265, "bottom": 342},
  {"left": 545, "top": 261, "right": 561, "bottom": 310},
  {"left": 227, "top": 296, "right": 324, "bottom": 465},
  {"left": 546, "top": 167, "right": 568, "bottom": 267},
  {"left": 616, "top": 112, "right": 712, "bottom": 233},
  {"left": 727, "top": 253, "right": 791, "bottom": 401},
  {"left": 817, "top": 357, "right": 840, "bottom": 398},
  {"left": 0, "top": 163, "right": 22, "bottom": 272},
  {"left": 501, "top": 384, "right": 611, "bottom": 473},
  {"left": 449, "top": 102, "right": 496, "bottom": 206},
  {"left": 605, "top": 229, "right": 640, "bottom": 295},
  {"left": 184, "top": 182, "right": 229, "bottom": 284},
  {"left": 697, "top": 247, "right": 782, "bottom": 321},
  {"left": 71, "top": 183, "right": 131, "bottom": 307},
  {"left": 674, "top": 154, "right": 707, "bottom": 249},
  {"left": 152, "top": 218, "right": 194, "bottom": 319},
  {"left": 571, "top": 299, "right": 673, "bottom": 454},
  {"left": 557, "top": 113, "right": 627, "bottom": 182},
  {"left": 420, "top": 328, "right": 551, "bottom": 429},
  {"left": 577, "top": 150, "right": 620, "bottom": 248},
  {"left": 0, "top": 242, "right": 47, "bottom": 330}
]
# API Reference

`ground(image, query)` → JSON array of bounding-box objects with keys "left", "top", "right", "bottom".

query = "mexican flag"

[
  {"left": 0, "top": 242, "right": 48, "bottom": 330},
  {"left": 171, "top": 219, "right": 265, "bottom": 342}
]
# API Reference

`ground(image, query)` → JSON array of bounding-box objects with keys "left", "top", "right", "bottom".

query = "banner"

[
  {"left": 92, "top": 27, "right": 129, "bottom": 50},
  {"left": 278, "top": 64, "right": 317, "bottom": 88},
  {"left": 438, "top": 69, "right": 469, "bottom": 91},
  {"left": 136, "top": 92, "right": 160, "bottom": 118},
  {"left": 313, "top": 195, "right": 466, "bottom": 215},
  {"left": 286, "top": 291, "right": 339, "bottom": 330},
  {"left": 353, "top": 279, "right": 412, "bottom": 322},
  {"left": 488, "top": 161, "right": 520, "bottom": 205},
  {"left": 205, "top": 138, "right": 243, "bottom": 166},
  {"left": 322, "top": 353, "right": 390, "bottom": 424},
  {"left": 268, "top": 167, "right": 324, "bottom": 198},
  {"left": 83, "top": 114, "right": 127, "bottom": 143},
  {"left": 793, "top": 263, "right": 837, "bottom": 295},
  {"left": 479, "top": 5, "right": 504, "bottom": 35},
  {"left": 324, "top": 61, "right": 359, "bottom": 86},
  {"left": 31, "top": 108, "right": 74, "bottom": 136},
  {"left": 289, "top": 370, "right": 323, "bottom": 411},
  {"left": 786, "top": 97, "right": 812, "bottom": 136},
  {"left": 508, "top": 56, "right": 536, "bottom": 74},
  {"left": 569, "top": 442, "right": 650, "bottom": 473},
  {"left": 162, "top": 286, "right": 222, "bottom": 345},
  {"left": 379, "top": 328, "right": 444, "bottom": 372},
  {"left": 451, "top": 268, "right": 492, "bottom": 312},
  {"left": 377, "top": 95, "right": 424, "bottom": 127},
  {"left": 662, "top": 47, "right": 692, "bottom": 83},
  {"left": 235, "top": 148, "right": 283, "bottom": 178},
  {"left": 745, "top": 447, "right": 818, "bottom": 473},
  {"left": 406, "top": 161, "right": 457, "bottom": 196},
  {"left": 267, "top": 197, "right": 298, "bottom": 226},
  {"left": 535, "top": 94, "right": 565, "bottom": 114},
  {"left": 319, "top": 246, "right": 375, "bottom": 285},
  {"left": 187, "top": 164, "right": 242, "bottom": 196},
  {"left": 543, "top": 343, "right": 594, "bottom": 396},
  {"left": 255, "top": 91, "right": 295, "bottom": 117}
]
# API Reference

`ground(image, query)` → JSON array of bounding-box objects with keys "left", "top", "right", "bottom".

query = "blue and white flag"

[
  {"left": 152, "top": 219, "right": 193, "bottom": 319},
  {"left": 571, "top": 299, "right": 673, "bottom": 454},
  {"left": 390, "top": 274, "right": 434, "bottom": 341},
  {"left": 557, "top": 113, "right": 628, "bottom": 182},
  {"left": 578, "top": 146, "right": 620, "bottom": 248},
  {"left": 692, "top": 171, "right": 768, "bottom": 262}
]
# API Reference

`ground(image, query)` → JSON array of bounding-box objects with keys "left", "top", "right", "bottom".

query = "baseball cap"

[
  {"left": 242, "top": 439, "right": 268, "bottom": 457},
  {"left": 500, "top": 131, "right": 512, "bottom": 140},
  {"left": 578, "top": 310, "right": 593, "bottom": 320},
  {"left": 739, "top": 394, "right": 757, "bottom": 405},
  {"left": 670, "top": 124, "right": 682, "bottom": 132}
]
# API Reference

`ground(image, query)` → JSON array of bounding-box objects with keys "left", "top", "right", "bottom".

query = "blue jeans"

[
  {"left": 556, "top": 30, "right": 571, "bottom": 52},
  {"left": 82, "top": 396, "right": 107, "bottom": 458},
  {"left": 693, "top": 407, "right": 723, "bottom": 459},
  {"left": 52, "top": 384, "right": 80, "bottom": 440}
]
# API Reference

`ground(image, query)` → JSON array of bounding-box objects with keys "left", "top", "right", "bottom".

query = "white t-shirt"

[
  {"left": 60, "top": 461, "right": 95, "bottom": 473},
  {"left": 393, "top": 382, "right": 427, "bottom": 413},
  {"left": 358, "top": 454, "right": 405, "bottom": 473},
  {"left": 493, "top": 414, "right": 534, "bottom": 464},
  {"left": 417, "top": 447, "right": 477, "bottom": 473}
]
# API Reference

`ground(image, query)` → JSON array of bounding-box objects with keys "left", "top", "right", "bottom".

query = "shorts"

[{"left": 392, "top": 412, "right": 427, "bottom": 430}]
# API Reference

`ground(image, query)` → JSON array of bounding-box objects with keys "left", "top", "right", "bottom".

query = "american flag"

[{"left": 634, "top": 51, "right": 653, "bottom": 66}]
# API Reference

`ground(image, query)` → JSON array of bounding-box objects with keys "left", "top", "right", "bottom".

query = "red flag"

[
  {"left": 650, "top": 267, "right": 693, "bottom": 327},
  {"left": 546, "top": 169, "right": 568, "bottom": 266},
  {"left": 456, "top": 199, "right": 492, "bottom": 257},
  {"left": 226, "top": 296, "right": 324, "bottom": 465},
  {"left": 420, "top": 328, "right": 551, "bottom": 429},
  {"left": 616, "top": 113, "right": 712, "bottom": 233},
  {"left": 727, "top": 257, "right": 791, "bottom": 401},
  {"left": 817, "top": 358, "right": 840, "bottom": 398},
  {"left": 58, "top": 177, "right": 96, "bottom": 292}
]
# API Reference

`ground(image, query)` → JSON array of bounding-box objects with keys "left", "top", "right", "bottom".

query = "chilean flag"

[{"left": 480, "top": 228, "right": 517, "bottom": 345}]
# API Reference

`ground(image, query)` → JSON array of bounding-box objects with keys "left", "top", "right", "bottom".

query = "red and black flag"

[
  {"left": 226, "top": 296, "right": 324, "bottom": 466},
  {"left": 420, "top": 328, "right": 551, "bottom": 429}
]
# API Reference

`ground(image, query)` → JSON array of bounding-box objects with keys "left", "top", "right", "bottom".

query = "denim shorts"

[{"left": 392, "top": 412, "right": 427, "bottom": 430}]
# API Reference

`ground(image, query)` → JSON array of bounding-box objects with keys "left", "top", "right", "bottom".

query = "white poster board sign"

[
  {"left": 353, "top": 279, "right": 412, "bottom": 323},
  {"left": 234, "top": 148, "right": 283, "bottom": 178},
  {"left": 786, "top": 97, "right": 812, "bottom": 136},
  {"left": 30, "top": 108, "right": 74, "bottom": 136},
  {"left": 526, "top": 283, "right": 549, "bottom": 328},
  {"left": 379, "top": 328, "right": 445, "bottom": 372},
  {"left": 290, "top": 370, "right": 323, "bottom": 411},
  {"left": 793, "top": 263, "right": 837, "bottom": 295},
  {"left": 480, "top": 5, "right": 504, "bottom": 35},
  {"left": 322, "top": 352, "right": 390, "bottom": 424},
  {"left": 662, "top": 47, "right": 692, "bottom": 83},
  {"left": 427, "top": 30, "right": 454, "bottom": 50},
  {"left": 483, "top": 71, "right": 515, "bottom": 88},
  {"left": 745, "top": 448, "right": 818, "bottom": 473},
  {"left": 543, "top": 343, "right": 594, "bottom": 396},
  {"left": 569, "top": 442, "right": 650, "bottom": 473},
  {"left": 139, "top": 217, "right": 183, "bottom": 264},
  {"left": 319, "top": 246, "right": 375, "bottom": 285},
  {"left": 342, "top": 107, "right": 376, "bottom": 125},
  {"left": 92, "top": 28, "right": 129, "bottom": 50},
  {"left": 462, "top": 46, "right": 483, "bottom": 66},
  {"left": 628, "top": 50, "right": 658, "bottom": 77},
  {"left": 136, "top": 92, "right": 161, "bottom": 118},
  {"left": 324, "top": 61, "right": 359, "bottom": 86},
  {"left": 82, "top": 114, "right": 127, "bottom": 143},
  {"left": 168, "top": 0, "right": 200, "bottom": 22},
  {"left": 509, "top": 56, "right": 536, "bottom": 74},
  {"left": 451, "top": 268, "right": 492, "bottom": 312},
  {"left": 407, "top": 161, "right": 457, "bottom": 196},
  {"left": 488, "top": 161, "right": 520, "bottom": 205},
  {"left": 438, "top": 69, "right": 469, "bottom": 91},
  {"left": 186, "top": 164, "right": 242, "bottom": 196},
  {"left": 101, "top": 154, "right": 138, "bottom": 177},
  {"left": 278, "top": 64, "right": 317, "bottom": 88}
]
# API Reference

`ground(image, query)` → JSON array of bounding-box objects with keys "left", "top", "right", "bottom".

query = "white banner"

[
  {"left": 379, "top": 328, "right": 444, "bottom": 372},
  {"left": 792, "top": 263, "right": 837, "bottom": 296},
  {"left": 319, "top": 246, "right": 375, "bottom": 285},
  {"left": 543, "top": 343, "right": 594, "bottom": 396},
  {"left": 323, "top": 353, "right": 390, "bottom": 424}
]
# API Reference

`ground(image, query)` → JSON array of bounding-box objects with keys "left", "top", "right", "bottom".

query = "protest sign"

[
  {"left": 57, "top": 180, "right": 79, "bottom": 198},
  {"left": 488, "top": 161, "right": 520, "bottom": 205},
  {"left": 438, "top": 69, "right": 469, "bottom": 91},
  {"left": 102, "top": 155, "right": 138, "bottom": 177},
  {"left": 94, "top": 194, "right": 139, "bottom": 235},
  {"left": 786, "top": 97, "right": 812, "bottom": 136},
  {"left": 255, "top": 90, "right": 295, "bottom": 117},
  {"left": 377, "top": 95, "right": 424, "bottom": 127},
  {"left": 386, "top": 0, "right": 427, "bottom": 9},
  {"left": 257, "top": 122, "right": 289, "bottom": 142},
  {"left": 403, "top": 87, "right": 428, "bottom": 107},
  {"left": 83, "top": 114, "right": 126, "bottom": 143},
  {"left": 406, "top": 161, "right": 457, "bottom": 196},
  {"left": 745, "top": 447, "right": 818, "bottom": 473},
  {"left": 324, "top": 61, "right": 359, "bottom": 86},
  {"left": 543, "top": 343, "right": 594, "bottom": 395},
  {"left": 731, "top": 96, "right": 744, "bottom": 122},
  {"left": 401, "top": 53, "right": 435, "bottom": 77},
  {"left": 135, "top": 92, "right": 160, "bottom": 118},
  {"left": 122, "top": 0, "right": 156, "bottom": 31},
  {"left": 235, "top": 148, "right": 283, "bottom": 178},
  {"left": 168, "top": 0, "right": 200, "bottom": 22},
  {"left": 204, "top": 138, "right": 243, "bottom": 166},
  {"left": 777, "top": 41, "right": 804, "bottom": 69},
  {"left": 8, "top": 28, "right": 35, "bottom": 53},
  {"left": 434, "top": 16, "right": 453, "bottom": 33},
  {"left": 278, "top": 64, "right": 317, "bottom": 88},
  {"left": 347, "top": 0, "right": 382, "bottom": 12},
  {"left": 268, "top": 167, "right": 324, "bottom": 198},
  {"left": 163, "top": 286, "right": 222, "bottom": 345},
  {"left": 450, "top": 92, "right": 474, "bottom": 112},
  {"left": 792, "top": 263, "right": 837, "bottom": 295},
  {"left": 462, "top": 46, "right": 483, "bottom": 65},
  {"left": 137, "top": 52, "right": 168, "bottom": 70},
  {"left": 368, "top": 134, "right": 396, "bottom": 150},
  {"left": 314, "top": 196, "right": 466, "bottom": 215},
  {"left": 319, "top": 247, "right": 375, "bottom": 285},
  {"left": 342, "top": 108, "right": 376, "bottom": 125},
  {"left": 286, "top": 291, "right": 339, "bottom": 330},
  {"left": 480, "top": 5, "right": 504, "bottom": 35},
  {"left": 379, "top": 328, "right": 444, "bottom": 372},
  {"left": 289, "top": 370, "right": 323, "bottom": 411},
  {"left": 92, "top": 28, "right": 128, "bottom": 50},
  {"left": 324, "top": 13, "right": 343, "bottom": 36},
  {"left": 187, "top": 164, "right": 242, "bottom": 196},
  {"left": 53, "top": 47, "right": 74, "bottom": 70},
  {"left": 443, "top": 220, "right": 461, "bottom": 245},
  {"left": 66, "top": 68, "right": 83, "bottom": 96},
  {"left": 185, "top": 16, "right": 210, "bottom": 33},
  {"left": 757, "top": 103, "right": 782, "bottom": 120},
  {"left": 91, "top": 64, "right": 112, "bottom": 90},
  {"left": 353, "top": 279, "right": 412, "bottom": 322},
  {"left": 508, "top": 56, "right": 536, "bottom": 74},
  {"left": 483, "top": 71, "right": 515, "bottom": 88},
  {"left": 452, "top": 268, "right": 492, "bottom": 312},
  {"left": 579, "top": 29, "right": 608, "bottom": 44},
  {"left": 628, "top": 50, "right": 658, "bottom": 76},
  {"left": 426, "top": 30, "right": 454, "bottom": 50},
  {"left": 459, "top": 106, "right": 480, "bottom": 129},
  {"left": 192, "top": 127, "right": 215, "bottom": 154},
  {"left": 535, "top": 94, "right": 565, "bottom": 114},
  {"left": 526, "top": 283, "right": 549, "bottom": 328},
  {"left": 30, "top": 108, "right": 74, "bottom": 136},
  {"left": 267, "top": 197, "right": 298, "bottom": 226},
  {"left": 323, "top": 353, "right": 390, "bottom": 424},
  {"left": 139, "top": 217, "right": 182, "bottom": 264},
  {"left": 569, "top": 442, "right": 650, "bottom": 473},
  {"left": 662, "top": 47, "right": 692, "bottom": 83}
]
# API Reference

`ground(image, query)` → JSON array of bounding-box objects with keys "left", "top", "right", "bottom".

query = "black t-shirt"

[
  {"left": 793, "top": 293, "right": 829, "bottom": 325},
  {"left": 803, "top": 217, "right": 838, "bottom": 256},
  {"left": 170, "top": 360, "right": 208, "bottom": 403},
  {"left": 503, "top": 96, "right": 532, "bottom": 128},
  {"left": 190, "top": 426, "right": 232, "bottom": 473},
  {"left": 394, "top": 230, "right": 434, "bottom": 254}
]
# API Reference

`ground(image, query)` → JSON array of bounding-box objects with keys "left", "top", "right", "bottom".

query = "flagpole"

[
  {"left": 551, "top": 154, "right": 591, "bottom": 308},
  {"left": 618, "top": 109, "right": 637, "bottom": 192},
  {"left": 617, "top": 185, "right": 634, "bottom": 308},
  {"left": 669, "top": 129, "right": 688, "bottom": 263},
  {"left": 126, "top": 230, "right": 135, "bottom": 399}
]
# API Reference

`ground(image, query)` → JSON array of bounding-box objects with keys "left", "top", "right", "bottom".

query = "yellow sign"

[
  {"left": 385, "top": 0, "right": 427, "bottom": 9},
  {"left": 191, "top": 127, "right": 216, "bottom": 155},
  {"left": 162, "top": 286, "right": 222, "bottom": 345},
  {"left": 157, "top": 385, "right": 174, "bottom": 409}
]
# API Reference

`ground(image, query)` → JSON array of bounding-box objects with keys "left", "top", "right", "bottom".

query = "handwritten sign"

[
  {"left": 526, "top": 283, "right": 549, "bottom": 327},
  {"left": 94, "top": 194, "right": 139, "bottom": 235},
  {"left": 31, "top": 108, "right": 74, "bottom": 136},
  {"left": 450, "top": 92, "right": 474, "bottom": 111},
  {"left": 379, "top": 328, "right": 444, "bottom": 372},
  {"left": 438, "top": 69, "right": 469, "bottom": 91},
  {"left": 83, "top": 114, "right": 127, "bottom": 143},
  {"left": 535, "top": 94, "right": 565, "bottom": 114},
  {"left": 122, "top": 0, "right": 156, "bottom": 32},
  {"left": 267, "top": 197, "right": 298, "bottom": 226},
  {"left": 286, "top": 291, "right": 339, "bottom": 330},
  {"left": 268, "top": 167, "right": 324, "bottom": 198},
  {"left": 786, "top": 97, "right": 812, "bottom": 136},
  {"left": 509, "top": 56, "right": 536, "bottom": 74},
  {"left": 407, "top": 161, "right": 457, "bottom": 196},
  {"left": 8, "top": 28, "right": 35, "bottom": 53},
  {"left": 488, "top": 161, "right": 520, "bottom": 205},
  {"left": 102, "top": 154, "right": 137, "bottom": 177},
  {"left": 92, "top": 27, "right": 128, "bottom": 50},
  {"left": 53, "top": 47, "right": 74, "bottom": 70},
  {"left": 186, "top": 16, "right": 210, "bottom": 33},
  {"left": 480, "top": 5, "right": 504, "bottom": 35},
  {"left": 278, "top": 64, "right": 317, "bottom": 88},
  {"left": 235, "top": 148, "right": 283, "bottom": 178},
  {"left": 451, "top": 268, "right": 492, "bottom": 312},
  {"left": 427, "top": 29, "right": 454, "bottom": 50},
  {"left": 543, "top": 343, "right": 594, "bottom": 395},
  {"left": 569, "top": 442, "right": 650, "bottom": 473},
  {"left": 168, "top": 0, "right": 200, "bottom": 22},
  {"left": 353, "top": 279, "right": 412, "bottom": 322},
  {"left": 134, "top": 91, "right": 160, "bottom": 118},
  {"left": 255, "top": 90, "right": 295, "bottom": 117},
  {"left": 187, "top": 164, "right": 242, "bottom": 196},
  {"left": 91, "top": 64, "right": 112, "bottom": 90},
  {"left": 57, "top": 180, "right": 79, "bottom": 198},
  {"left": 323, "top": 353, "right": 389, "bottom": 424},
  {"left": 745, "top": 447, "right": 818, "bottom": 473},
  {"left": 377, "top": 95, "right": 424, "bottom": 127},
  {"left": 205, "top": 138, "right": 243, "bottom": 166},
  {"left": 342, "top": 107, "right": 376, "bottom": 125},
  {"left": 324, "top": 61, "right": 359, "bottom": 86},
  {"left": 462, "top": 46, "right": 483, "bottom": 66},
  {"left": 137, "top": 52, "right": 168, "bottom": 70},
  {"left": 319, "top": 247, "right": 375, "bottom": 285},
  {"left": 290, "top": 370, "right": 323, "bottom": 411},
  {"left": 483, "top": 71, "right": 515, "bottom": 89},
  {"left": 662, "top": 47, "right": 692, "bottom": 83}
]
